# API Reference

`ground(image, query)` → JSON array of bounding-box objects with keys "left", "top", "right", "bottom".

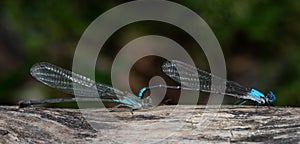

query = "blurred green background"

[{"left": 0, "top": 1, "right": 299, "bottom": 107}]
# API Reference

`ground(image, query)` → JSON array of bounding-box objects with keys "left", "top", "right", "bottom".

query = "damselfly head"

[{"left": 266, "top": 91, "right": 276, "bottom": 103}]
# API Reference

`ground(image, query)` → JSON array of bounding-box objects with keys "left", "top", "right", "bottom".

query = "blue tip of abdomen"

[{"left": 138, "top": 87, "right": 148, "bottom": 99}]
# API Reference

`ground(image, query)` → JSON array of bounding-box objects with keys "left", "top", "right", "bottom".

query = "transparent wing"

[
  {"left": 162, "top": 60, "right": 251, "bottom": 97},
  {"left": 30, "top": 62, "right": 125, "bottom": 98}
]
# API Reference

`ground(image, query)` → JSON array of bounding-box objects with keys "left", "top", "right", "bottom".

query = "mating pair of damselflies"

[{"left": 19, "top": 60, "right": 276, "bottom": 110}]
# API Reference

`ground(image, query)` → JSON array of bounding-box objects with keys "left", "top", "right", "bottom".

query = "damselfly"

[
  {"left": 139, "top": 60, "right": 276, "bottom": 105},
  {"left": 19, "top": 62, "right": 152, "bottom": 111}
]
